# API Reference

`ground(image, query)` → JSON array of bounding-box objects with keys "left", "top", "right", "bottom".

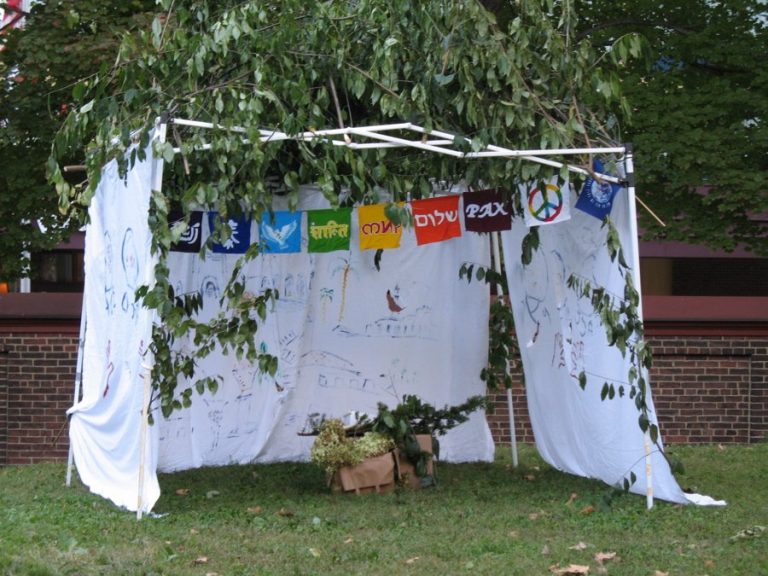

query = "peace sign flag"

[{"left": 521, "top": 178, "right": 572, "bottom": 228}]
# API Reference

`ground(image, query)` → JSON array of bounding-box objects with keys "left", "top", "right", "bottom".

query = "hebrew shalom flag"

[
  {"left": 207, "top": 213, "right": 252, "bottom": 254},
  {"left": 575, "top": 160, "right": 622, "bottom": 220},
  {"left": 412, "top": 195, "right": 462, "bottom": 246},
  {"left": 521, "top": 177, "right": 571, "bottom": 228},
  {"left": 168, "top": 211, "right": 203, "bottom": 253},
  {"left": 463, "top": 188, "right": 512, "bottom": 232},
  {"left": 358, "top": 203, "right": 404, "bottom": 250},
  {"left": 260, "top": 211, "right": 302, "bottom": 253},
  {"left": 307, "top": 207, "right": 352, "bottom": 253}
]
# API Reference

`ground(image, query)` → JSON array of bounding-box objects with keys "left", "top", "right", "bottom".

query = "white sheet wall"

[
  {"left": 501, "top": 191, "right": 691, "bottom": 504},
  {"left": 158, "top": 186, "right": 496, "bottom": 472},
  {"left": 69, "top": 149, "right": 495, "bottom": 513}
]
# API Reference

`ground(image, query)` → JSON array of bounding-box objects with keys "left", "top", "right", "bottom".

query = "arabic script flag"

[
  {"left": 463, "top": 188, "right": 512, "bottom": 232},
  {"left": 307, "top": 208, "right": 352, "bottom": 253},
  {"left": 411, "top": 195, "right": 462, "bottom": 246},
  {"left": 521, "top": 178, "right": 572, "bottom": 228},
  {"left": 168, "top": 211, "right": 203, "bottom": 253},
  {"left": 575, "top": 160, "right": 623, "bottom": 220},
  {"left": 207, "top": 212, "right": 252, "bottom": 254},
  {"left": 259, "top": 211, "right": 302, "bottom": 254},
  {"left": 357, "top": 203, "right": 404, "bottom": 250}
]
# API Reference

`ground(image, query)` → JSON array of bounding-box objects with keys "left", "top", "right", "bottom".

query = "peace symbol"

[{"left": 528, "top": 184, "right": 563, "bottom": 222}]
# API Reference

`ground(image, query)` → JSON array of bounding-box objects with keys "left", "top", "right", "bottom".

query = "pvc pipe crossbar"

[{"left": 168, "top": 119, "right": 627, "bottom": 182}]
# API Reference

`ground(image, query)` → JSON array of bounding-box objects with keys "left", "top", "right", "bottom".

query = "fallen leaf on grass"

[
  {"left": 541, "top": 544, "right": 551, "bottom": 556},
  {"left": 729, "top": 525, "right": 765, "bottom": 541},
  {"left": 193, "top": 557, "right": 209, "bottom": 565},
  {"left": 524, "top": 474, "right": 536, "bottom": 481},
  {"left": 190, "top": 528, "right": 199, "bottom": 535},
  {"left": 246, "top": 506, "right": 263, "bottom": 514},
  {"left": 569, "top": 542, "right": 588, "bottom": 551},
  {"left": 654, "top": 571, "right": 668, "bottom": 576},
  {"left": 206, "top": 490, "right": 220, "bottom": 499},
  {"left": 704, "top": 560, "right": 715, "bottom": 568},
  {"left": 405, "top": 557, "right": 420, "bottom": 564},
  {"left": 549, "top": 563, "right": 590, "bottom": 575},
  {"left": 343, "top": 537, "right": 354, "bottom": 544},
  {"left": 594, "top": 552, "right": 617, "bottom": 564},
  {"left": 580, "top": 505, "right": 595, "bottom": 515},
  {"left": 205, "top": 573, "right": 218, "bottom": 576},
  {"left": 717, "top": 444, "right": 725, "bottom": 452},
  {"left": 175, "top": 488, "right": 190, "bottom": 496},
  {"left": 308, "top": 548, "right": 321, "bottom": 558},
  {"left": 508, "top": 530, "right": 519, "bottom": 538},
  {"left": 276, "top": 508, "right": 295, "bottom": 517},
  {"left": 529, "top": 512, "right": 541, "bottom": 521},
  {"left": 566, "top": 492, "right": 578, "bottom": 506}
]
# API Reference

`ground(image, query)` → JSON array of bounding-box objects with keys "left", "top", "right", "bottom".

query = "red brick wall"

[
  {"left": 0, "top": 329, "right": 79, "bottom": 464},
  {"left": 1, "top": 326, "right": 766, "bottom": 465},
  {"left": 486, "top": 334, "right": 768, "bottom": 447}
]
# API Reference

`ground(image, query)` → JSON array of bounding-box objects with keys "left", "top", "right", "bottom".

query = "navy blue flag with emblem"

[
  {"left": 169, "top": 211, "right": 203, "bottom": 252},
  {"left": 207, "top": 212, "right": 252, "bottom": 254},
  {"left": 575, "top": 159, "right": 623, "bottom": 220}
]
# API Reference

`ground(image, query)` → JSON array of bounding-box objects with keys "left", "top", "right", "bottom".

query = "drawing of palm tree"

[
  {"left": 319, "top": 287, "right": 334, "bottom": 320},
  {"left": 331, "top": 253, "right": 358, "bottom": 323}
]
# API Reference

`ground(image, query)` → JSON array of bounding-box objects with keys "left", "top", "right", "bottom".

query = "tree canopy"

[
  {"left": 49, "top": 0, "right": 639, "bottom": 417},
  {"left": 578, "top": 0, "right": 768, "bottom": 254},
  {"left": 0, "top": 0, "right": 156, "bottom": 282},
  {"left": 52, "top": 0, "right": 632, "bottom": 218}
]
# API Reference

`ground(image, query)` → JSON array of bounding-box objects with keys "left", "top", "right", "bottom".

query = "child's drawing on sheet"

[
  {"left": 201, "top": 276, "right": 220, "bottom": 302},
  {"left": 103, "top": 231, "right": 116, "bottom": 316},
  {"left": 101, "top": 340, "right": 115, "bottom": 398},
  {"left": 520, "top": 246, "right": 551, "bottom": 347},
  {"left": 120, "top": 228, "right": 140, "bottom": 318},
  {"left": 331, "top": 253, "right": 359, "bottom": 324}
]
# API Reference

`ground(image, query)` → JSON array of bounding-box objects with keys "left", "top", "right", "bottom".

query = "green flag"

[{"left": 307, "top": 208, "right": 352, "bottom": 252}]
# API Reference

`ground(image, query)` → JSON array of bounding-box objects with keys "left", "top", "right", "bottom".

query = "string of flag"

[{"left": 169, "top": 171, "right": 623, "bottom": 254}]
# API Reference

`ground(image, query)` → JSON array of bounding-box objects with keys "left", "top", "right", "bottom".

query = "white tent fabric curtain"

[
  {"left": 68, "top": 142, "right": 161, "bottom": 514},
  {"left": 500, "top": 188, "right": 692, "bottom": 504},
  {"left": 157, "top": 186, "right": 496, "bottom": 472}
]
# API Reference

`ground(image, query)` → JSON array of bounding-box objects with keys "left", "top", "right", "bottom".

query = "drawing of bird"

[{"left": 386, "top": 289, "right": 405, "bottom": 313}]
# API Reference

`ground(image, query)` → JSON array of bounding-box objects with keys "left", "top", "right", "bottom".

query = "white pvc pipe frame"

[{"left": 96, "top": 119, "right": 652, "bottom": 515}]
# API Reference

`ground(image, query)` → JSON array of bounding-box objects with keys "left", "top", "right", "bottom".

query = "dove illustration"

[{"left": 262, "top": 221, "right": 298, "bottom": 248}]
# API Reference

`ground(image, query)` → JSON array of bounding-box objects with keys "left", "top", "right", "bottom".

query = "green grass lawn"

[{"left": 1, "top": 444, "right": 766, "bottom": 576}]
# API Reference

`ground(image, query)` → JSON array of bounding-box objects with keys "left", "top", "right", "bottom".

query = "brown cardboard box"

[
  {"left": 394, "top": 434, "right": 435, "bottom": 489},
  {"left": 331, "top": 451, "right": 396, "bottom": 495}
]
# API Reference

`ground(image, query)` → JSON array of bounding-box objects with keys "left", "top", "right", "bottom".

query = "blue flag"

[
  {"left": 207, "top": 212, "right": 252, "bottom": 254},
  {"left": 575, "top": 160, "right": 622, "bottom": 220},
  {"left": 260, "top": 211, "right": 302, "bottom": 253}
]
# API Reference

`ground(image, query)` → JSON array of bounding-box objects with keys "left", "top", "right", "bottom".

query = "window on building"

[{"left": 640, "top": 257, "right": 768, "bottom": 297}]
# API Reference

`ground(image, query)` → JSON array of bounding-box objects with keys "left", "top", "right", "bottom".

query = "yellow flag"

[{"left": 357, "top": 204, "right": 403, "bottom": 250}]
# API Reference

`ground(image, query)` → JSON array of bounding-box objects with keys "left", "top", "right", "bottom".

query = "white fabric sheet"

[
  {"left": 157, "top": 187, "right": 495, "bottom": 471},
  {"left": 68, "top": 146, "right": 160, "bottom": 513},
  {"left": 502, "top": 189, "right": 696, "bottom": 504}
]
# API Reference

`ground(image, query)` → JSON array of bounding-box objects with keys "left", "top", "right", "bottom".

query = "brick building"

[{"left": 1, "top": 286, "right": 766, "bottom": 466}]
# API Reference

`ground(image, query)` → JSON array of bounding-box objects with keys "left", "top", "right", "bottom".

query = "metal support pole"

[
  {"left": 65, "top": 298, "right": 87, "bottom": 486},
  {"left": 624, "top": 144, "right": 654, "bottom": 510},
  {"left": 491, "top": 231, "right": 518, "bottom": 467},
  {"left": 137, "top": 119, "right": 167, "bottom": 520}
]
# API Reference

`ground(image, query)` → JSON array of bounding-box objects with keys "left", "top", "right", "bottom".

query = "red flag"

[{"left": 411, "top": 196, "right": 462, "bottom": 246}]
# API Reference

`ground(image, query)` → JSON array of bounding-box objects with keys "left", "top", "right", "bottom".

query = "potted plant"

[
  {"left": 308, "top": 394, "right": 487, "bottom": 492},
  {"left": 370, "top": 394, "right": 487, "bottom": 487},
  {"left": 309, "top": 418, "right": 396, "bottom": 494}
]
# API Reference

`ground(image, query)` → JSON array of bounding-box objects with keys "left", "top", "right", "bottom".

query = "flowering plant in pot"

[{"left": 309, "top": 394, "right": 487, "bottom": 489}]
